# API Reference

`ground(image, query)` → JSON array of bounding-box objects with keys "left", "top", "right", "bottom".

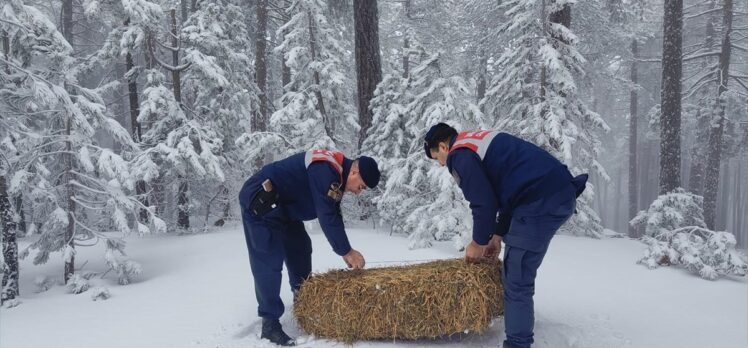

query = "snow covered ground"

[{"left": 2, "top": 222, "right": 746, "bottom": 348}]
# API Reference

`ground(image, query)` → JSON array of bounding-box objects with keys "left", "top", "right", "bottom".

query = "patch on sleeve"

[
  {"left": 327, "top": 182, "right": 343, "bottom": 202},
  {"left": 451, "top": 170, "right": 461, "bottom": 185}
]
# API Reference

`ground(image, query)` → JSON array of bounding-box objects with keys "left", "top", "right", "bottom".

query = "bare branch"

[
  {"left": 156, "top": 39, "right": 180, "bottom": 53},
  {"left": 684, "top": 7, "right": 722, "bottom": 20},
  {"left": 682, "top": 51, "right": 722, "bottom": 62},
  {"left": 731, "top": 43, "right": 748, "bottom": 52},
  {"left": 147, "top": 35, "right": 191, "bottom": 72},
  {"left": 733, "top": 76, "right": 748, "bottom": 92}
]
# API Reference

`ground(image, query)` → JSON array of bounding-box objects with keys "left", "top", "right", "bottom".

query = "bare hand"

[
  {"left": 484, "top": 235, "right": 502, "bottom": 260},
  {"left": 343, "top": 249, "right": 366, "bottom": 269},
  {"left": 465, "top": 241, "right": 487, "bottom": 264}
]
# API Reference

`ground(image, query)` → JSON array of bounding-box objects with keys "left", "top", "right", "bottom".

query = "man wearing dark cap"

[
  {"left": 423, "top": 123, "right": 588, "bottom": 348},
  {"left": 238, "top": 149, "right": 380, "bottom": 346}
]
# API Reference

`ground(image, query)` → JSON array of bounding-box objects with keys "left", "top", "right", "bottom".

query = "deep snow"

[{"left": 1, "top": 222, "right": 746, "bottom": 348}]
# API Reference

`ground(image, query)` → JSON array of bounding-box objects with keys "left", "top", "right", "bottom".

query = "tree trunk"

[
  {"left": 354, "top": 0, "right": 382, "bottom": 149},
  {"left": 307, "top": 10, "right": 332, "bottom": 138},
  {"left": 4, "top": 26, "right": 26, "bottom": 236},
  {"left": 124, "top": 19, "right": 149, "bottom": 224},
  {"left": 213, "top": 185, "right": 231, "bottom": 227},
  {"left": 628, "top": 39, "right": 639, "bottom": 237},
  {"left": 61, "top": 0, "right": 76, "bottom": 283},
  {"left": 546, "top": 0, "right": 572, "bottom": 99},
  {"left": 737, "top": 160, "right": 746, "bottom": 248},
  {"left": 687, "top": 122, "right": 705, "bottom": 194},
  {"left": 255, "top": 0, "right": 268, "bottom": 133},
  {"left": 549, "top": 1, "right": 571, "bottom": 29},
  {"left": 703, "top": 0, "right": 733, "bottom": 229},
  {"left": 280, "top": 0, "right": 292, "bottom": 92},
  {"left": 166, "top": 9, "right": 189, "bottom": 230},
  {"left": 615, "top": 165, "right": 623, "bottom": 232},
  {"left": 64, "top": 115, "right": 76, "bottom": 283},
  {"left": 181, "top": 0, "right": 188, "bottom": 23},
  {"left": 658, "top": 0, "right": 684, "bottom": 194},
  {"left": 61, "top": 0, "right": 74, "bottom": 47},
  {"left": 1, "top": 175, "right": 19, "bottom": 303},
  {"left": 14, "top": 195, "right": 25, "bottom": 236},
  {"left": 170, "top": 10, "right": 182, "bottom": 106},
  {"left": 731, "top": 160, "right": 739, "bottom": 233},
  {"left": 688, "top": 1, "right": 718, "bottom": 196},
  {"left": 402, "top": 35, "right": 410, "bottom": 78},
  {"left": 477, "top": 49, "right": 487, "bottom": 108},
  {"left": 402, "top": 1, "right": 412, "bottom": 78}
]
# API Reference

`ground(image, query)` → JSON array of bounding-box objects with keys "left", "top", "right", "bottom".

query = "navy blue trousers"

[
  {"left": 239, "top": 177, "right": 312, "bottom": 320},
  {"left": 501, "top": 183, "right": 577, "bottom": 348}
]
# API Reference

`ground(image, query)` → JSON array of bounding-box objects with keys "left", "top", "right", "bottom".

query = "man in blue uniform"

[
  {"left": 423, "top": 123, "right": 587, "bottom": 348},
  {"left": 238, "top": 149, "right": 380, "bottom": 346}
]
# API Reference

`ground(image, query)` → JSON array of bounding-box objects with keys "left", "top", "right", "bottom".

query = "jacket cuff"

[
  {"left": 334, "top": 243, "right": 352, "bottom": 256},
  {"left": 495, "top": 214, "right": 512, "bottom": 236}
]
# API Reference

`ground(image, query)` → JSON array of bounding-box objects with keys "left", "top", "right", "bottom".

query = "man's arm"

[
  {"left": 307, "top": 162, "right": 352, "bottom": 256},
  {"left": 449, "top": 150, "right": 500, "bottom": 245}
]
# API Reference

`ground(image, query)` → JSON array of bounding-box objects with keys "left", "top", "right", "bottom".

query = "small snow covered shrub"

[
  {"left": 104, "top": 248, "right": 142, "bottom": 285},
  {"left": 630, "top": 188, "right": 706, "bottom": 237},
  {"left": 34, "top": 276, "right": 56, "bottom": 293},
  {"left": 632, "top": 188, "right": 747, "bottom": 280},
  {"left": 2, "top": 298, "right": 21, "bottom": 308},
  {"left": 90, "top": 287, "right": 111, "bottom": 301},
  {"left": 67, "top": 274, "right": 90, "bottom": 294}
]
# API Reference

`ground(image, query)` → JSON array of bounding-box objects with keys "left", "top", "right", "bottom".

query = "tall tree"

[
  {"left": 354, "top": 0, "right": 382, "bottom": 149},
  {"left": 61, "top": 0, "right": 77, "bottom": 282},
  {"left": 270, "top": 0, "right": 357, "bottom": 151},
  {"left": 147, "top": 9, "right": 194, "bottom": 230},
  {"left": 483, "top": 0, "right": 610, "bottom": 238},
  {"left": 137, "top": 3, "right": 232, "bottom": 232},
  {"left": 629, "top": 39, "right": 640, "bottom": 237},
  {"left": 703, "top": 0, "right": 735, "bottom": 229},
  {"left": 0, "top": 29, "right": 18, "bottom": 304},
  {"left": 363, "top": 49, "right": 486, "bottom": 249},
  {"left": 659, "top": 0, "right": 683, "bottom": 194},
  {"left": 1, "top": 168, "right": 19, "bottom": 304},
  {"left": 255, "top": 0, "right": 269, "bottom": 135},
  {"left": 180, "top": 0, "right": 258, "bottom": 227},
  {"left": 1, "top": 0, "right": 157, "bottom": 287},
  {"left": 87, "top": 0, "right": 163, "bottom": 227},
  {"left": 686, "top": 0, "right": 720, "bottom": 196}
]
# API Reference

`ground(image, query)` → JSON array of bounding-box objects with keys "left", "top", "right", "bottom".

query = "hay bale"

[{"left": 294, "top": 259, "right": 503, "bottom": 342}]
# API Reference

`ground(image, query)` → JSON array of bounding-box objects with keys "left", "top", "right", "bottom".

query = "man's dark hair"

[{"left": 424, "top": 123, "right": 458, "bottom": 158}]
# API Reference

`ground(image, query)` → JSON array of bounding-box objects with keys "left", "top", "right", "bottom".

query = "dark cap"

[
  {"left": 423, "top": 122, "right": 457, "bottom": 159},
  {"left": 357, "top": 156, "right": 380, "bottom": 188}
]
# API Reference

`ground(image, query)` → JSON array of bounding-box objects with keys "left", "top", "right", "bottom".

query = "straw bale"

[{"left": 294, "top": 258, "right": 503, "bottom": 342}]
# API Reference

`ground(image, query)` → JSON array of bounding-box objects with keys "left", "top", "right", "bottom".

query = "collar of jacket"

[
  {"left": 340, "top": 157, "right": 353, "bottom": 192},
  {"left": 445, "top": 135, "right": 459, "bottom": 171}
]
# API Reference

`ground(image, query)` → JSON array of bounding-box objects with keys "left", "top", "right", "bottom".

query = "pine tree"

[
  {"left": 363, "top": 48, "right": 485, "bottom": 249},
  {"left": 270, "top": 0, "right": 357, "bottom": 151},
  {"left": 631, "top": 188, "right": 747, "bottom": 280},
  {"left": 353, "top": 0, "right": 382, "bottom": 148},
  {"left": 180, "top": 0, "right": 258, "bottom": 227},
  {"left": 1, "top": 0, "right": 157, "bottom": 286},
  {"left": 135, "top": 4, "right": 235, "bottom": 231},
  {"left": 482, "top": 0, "right": 610, "bottom": 238},
  {"left": 659, "top": 0, "right": 683, "bottom": 194},
  {"left": 86, "top": 0, "right": 164, "bottom": 225}
]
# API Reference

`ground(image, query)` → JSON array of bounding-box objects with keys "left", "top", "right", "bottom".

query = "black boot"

[{"left": 261, "top": 319, "right": 295, "bottom": 346}]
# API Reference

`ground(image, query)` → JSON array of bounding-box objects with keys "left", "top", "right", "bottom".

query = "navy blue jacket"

[
  {"left": 249, "top": 152, "right": 352, "bottom": 256},
  {"left": 447, "top": 133, "right": 577, "bottom": 245}
]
